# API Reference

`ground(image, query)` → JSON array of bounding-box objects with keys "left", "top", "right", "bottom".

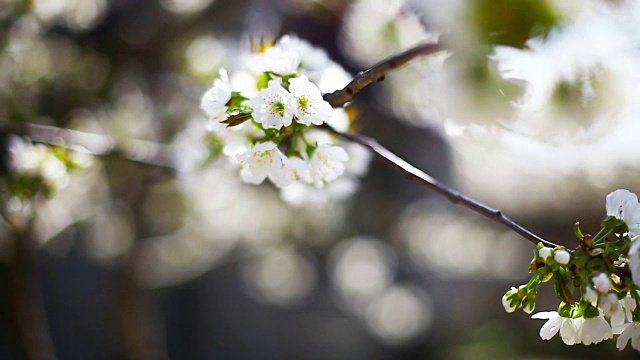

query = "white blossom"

[
  {"left": 592, "top": 273, "right": 611, "bottom": 293},
  {"left": 629, "top": 240, "right": 640, "bottom": 289},
  {"left": 616, "top": 322, "right": 640, "bottom": 351},
  {"left": 253, "top": 45, "right": 301, "bottom": 75},
  {"left": 607, "top": 189, "right": 638, "bottom": 218},
  {"left": 606, "top": 189, "right": 640, "bottom": 236},
  {"left": 288, "top": 75, "right": 333, "bottom": 126},
  {"left": 577, "top": 314, "right": 613, "bottom": 345},
  {"left": 271, "top": 156, "right": 312, "bottom": 188},
  {"left": 236, "top": 141, "right": 284, "bottom": 185},
  {"left": 584, "top": 286, "right": 598, "bottom": 305},
  {"left": 599, "top": 293, "right": 626, "bottom": 331},
  {"left": 201, "top": 68, "right": 232, "bottom": 120},
  {"left": 622, "top": 292, "right": 638, "bottom": 324},
  {"left": 248, "top": 80, "right": 295, "bottom": 130},
  {"left": 554, "top": 249, "right": 570, "bottom": 265},
  {"left": 531, "top": 311, "right": 580, "bottom": 345},
  {"left": 310, "top": 144, "right": 349, "bottom": 187}
]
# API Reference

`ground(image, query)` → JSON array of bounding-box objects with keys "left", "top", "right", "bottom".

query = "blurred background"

[{"left": 1, "top": 0, "right": 640, "bottom": 359}]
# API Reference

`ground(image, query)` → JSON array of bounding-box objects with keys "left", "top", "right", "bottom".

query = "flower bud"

[
  {"left": 584, "top": 285, "right": 598, "bottom": 304},
  {"left": 539, "top": 247, "right": 552, "bottom": 260},
  {"left": 502, "top": 294, "right": 517, "bottom": 313},
  {"left": 553, "top": 249, "right": 570, "bottom": 265},
  {"left": 592, "top": 273, "right": 611, "bottom": 293}
]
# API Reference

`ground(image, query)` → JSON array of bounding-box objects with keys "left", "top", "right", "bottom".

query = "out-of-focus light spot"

[
  {"left": 364, "top": 285, "right": 433, "bottom": 346},
  {"left": 135, "top": 225, "right": 236, "bottom": 287},
  {"left": 242, "top": 245, "right": 317, "bottom": 306},
  {"left": 32, "top": 0, "right": 107, "bottom": 30},
  {"left": 34, "top": 167, "right": 108, "bottom": 246},
  {"left": 185, "top": 36, "right": 223, "bottom": 78},
  {"left": 329, "top": 236, "right": 396, "bottom": 312},
  {"left": 397, "top": 199, "right": 530, "bottom": 280},
  {"left": 160, "top": 0, "right": 214, "bottom": 15},
  {"left": 85, "top": 206, "right": 134, "bottom": 263}
]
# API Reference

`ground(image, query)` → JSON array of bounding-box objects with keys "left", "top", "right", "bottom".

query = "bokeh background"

[{"left": 1, "top": 0, "right": 640, "bottom": 359}]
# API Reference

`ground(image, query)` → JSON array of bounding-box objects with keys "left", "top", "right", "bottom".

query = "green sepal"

[
  {"left": 582, "top": 303, "right": 600, "bottom": 319},
  {"left": 574, "top": 222, "right": 584, "bottom": 240},
  {"left": 222, "top": 113, "right": 253, "bottom": 127}
]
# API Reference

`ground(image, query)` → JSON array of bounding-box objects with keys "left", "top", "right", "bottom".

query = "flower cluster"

[
  {"left": 199, "top": 35, "right": 369, "bottom": 201},
  {"left": 5, "top": 136, "right": 91, "bottom": 200},
  {"left": 502, "top": 189, "right": 640, "bottom": 351}
]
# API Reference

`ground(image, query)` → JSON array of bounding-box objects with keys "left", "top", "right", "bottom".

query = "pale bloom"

[
  {"left": 531, "top": 311, "right": 580, "bottom": 345},
  {"left": 599, "top": 292, "right": 625, "bottom": 331},
  {"left": 248, "top": 80, "right": 294, "bottom": 129},
  {"left": 606, "top": 189, "right": 640, "bottom": 236},
  {"left": 584, "top": 286, "right": 598, "bottom": 305},
  {"left": 288, "top": 75, "right": 333, "bottom": 126},
  {"left": 592, "top": 273, "right": 611, "bottom": 293},
  {"left": 200, "top": 68, "right": 231, "bottom": 120},
  {"left": 554, "top": 249, "right": 570, "bottom": 265},
  {"left": 236, "top": 141, "right": 284, "bottom": 184},
  {"left": 616, "top": 322, "right": 640, "bottom": 351},
  {"left": 622, "top": 292, "right": 638, "bottom": 323},
  {"left": 577, "top": 314, "right": 613, "bottom": 345},
  {"left": 629, "top": 240, "right": 640, "bottom": 289},
  {"left": 606, "top": 189, "right": 638, "bottom": 219},
  {"left": 253, "top": 45, "right": 301, "bottom": 75},
  {"left": 310, "top": 144, "right": 349, "bottom": 187},
  {"left": 271, "top": 156, "right": 312, "bottom": 188}
]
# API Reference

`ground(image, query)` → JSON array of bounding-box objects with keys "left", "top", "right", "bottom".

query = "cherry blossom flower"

[
  {"left": 629, "top": 240, "right": 640, "bottom": 288},
  {"left": 592, "top": 273, "right": 611, "bottom": 293},
  {"left": 599, "top": 293, "right": 626, "bottom": 331},
  {"left": 606, "top": 189, "right": 640, "bottom": 236},
  {"left": 584, "top": 286, "right": 598, "bottom": 305},
  {"left": 531, "top": 311, "right": 580, "bottom": 345},
  {"left": 288, "top": 75, "right": 333, "bottom": 126},
  {"left": 236, "top": 141, "right": 284, "bottom": 185},
  {"left": 272, "top": 156, "right": 312, "bottom": 188},
  {"left": 577, "top": 314, "right": 613, "bottom": 345},
  {"left": 616, "top": 322, "right": 640, "bottom": 351},
  {"left": 253, "top": 44, "right": 301, "bottom": 75},
  {"left": 200, "top": 68, "right": 231, "bottom": 120},
  {"left": 310, "top": 144, "right": 349, "bottom": 187},
  {"left": 248, "top": 80, "right": 295, "bottom": 129}
]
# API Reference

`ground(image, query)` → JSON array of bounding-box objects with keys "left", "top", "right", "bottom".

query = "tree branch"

[
  {"left": 3, "top": 123, "right": 176, "bottom": 171},
  {"left": 323, "top": 124, "right": 560, "bottom": 249},
  {"left": 323, "top": 41, "right": 446, "bottom": 107}
]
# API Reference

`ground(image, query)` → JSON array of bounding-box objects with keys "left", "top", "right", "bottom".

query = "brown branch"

[
  {"left": 323, "top": 124, "right": 560, "bottom": 249},
  {"left": 323, "top": 41, "right": 446, "bottom": 108}
]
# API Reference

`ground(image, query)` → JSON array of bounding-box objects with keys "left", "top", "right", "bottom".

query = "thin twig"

[
  {"left": 3, "top": 123, "right": 176, "bottom": 170},
  {"left": 323, "top": 124, "right": 560, "bottom": 249},
  {"left": 323, "top": 41, "right": 446, "bottom": 107}
]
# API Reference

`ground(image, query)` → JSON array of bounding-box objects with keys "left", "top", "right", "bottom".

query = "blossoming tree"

[{"left": 2, "top": 0, "right": 640, "bottom": 358}]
